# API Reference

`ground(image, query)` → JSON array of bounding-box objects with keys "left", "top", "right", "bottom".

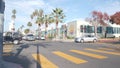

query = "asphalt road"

[{"left": 3, "top": 40, "right": 120, "bottom": 68}]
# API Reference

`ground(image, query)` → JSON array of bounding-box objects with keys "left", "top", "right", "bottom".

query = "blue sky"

[{"left": 4, "top": 0, "right": 120, "bottom": 31}]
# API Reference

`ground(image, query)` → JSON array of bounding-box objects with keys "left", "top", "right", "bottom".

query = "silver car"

[
  {"left": 26, "top": 34, "right": 35, "bottom": 41},
  {"left": 75, "top": 35, "right": 98, "bottom": 43}
]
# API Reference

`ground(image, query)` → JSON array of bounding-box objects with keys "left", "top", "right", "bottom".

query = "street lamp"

[{"left": 0, "top": 0, "right": 5, "bottom": 67}]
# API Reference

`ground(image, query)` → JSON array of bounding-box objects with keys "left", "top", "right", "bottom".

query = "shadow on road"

[
  {"left": 32, "top": 42, "right": 53, "bottom": 68},
  {"left": 36, "top": 45, "right": 42, "bottom": 68},
  {"left": 3, "top": 43, "right": 31, "bottom": 68},
  {"left": 3, "top": 41, "right": 52, "bottom": 68},
  {"left": 15, "top": 44, "right": 29, "bottom": 56}
]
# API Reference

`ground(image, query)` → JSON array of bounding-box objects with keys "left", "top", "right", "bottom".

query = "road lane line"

[
  {"left": 53, "top": 51, "right": 87, "bottom": 64},
  {"left": 85, "top": 48, "right": 120, "bottom": 55},
  {"left": 98, "top": 48, "right": 114, "bottom": 51},
  {"left": 70, "top": 50, "right": 107, "bottom": 59},
  {"left": 32, "top": 54, "right": 58, "bottom": 68}
]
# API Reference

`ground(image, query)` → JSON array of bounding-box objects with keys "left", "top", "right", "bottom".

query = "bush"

[{"left": 67, "top": 36, "right": 74, "bottom": 39}]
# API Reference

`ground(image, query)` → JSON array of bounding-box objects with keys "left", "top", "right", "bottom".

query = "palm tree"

[
  {"left": 44, "top": 14, "right": 53, "bottom": 39},
  {"left": 11, "top": 9, "right": 16, "bottom": 31},
  {"left": 51, "top": 8, "right": 65, "bottom": 38},
  {"left": 27, "top": 22, "right": 32, "bottom": 33},
  {"left": 20, "top": 25, "right": 24, "bottom": 31},
  {"left": 35, "top": 16, "right": 44, "bottom": 37},
  {"left": 17, "top": 25, "right": 24, "bottom": 34},
  {"left": 12, "top": 9, "right": 16, "bottom": 20},
  {"left": 24, "top": 29, "right": 30, "bottom": 34},
  {"left": 32, "top": 9, "right": 44, "bottom": 37},
  {"left": 20, "top": 25, "right": 24, "bottom": 34}
]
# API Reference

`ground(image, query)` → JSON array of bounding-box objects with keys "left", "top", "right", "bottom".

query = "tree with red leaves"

[
  {"left": 86, "top": 10, "right": 109, "bottom": 37},
  {"left": 110, "top": 12, "right": 120, "bottom": 25}
]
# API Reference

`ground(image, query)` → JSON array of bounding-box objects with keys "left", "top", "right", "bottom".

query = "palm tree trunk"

[
  {"left": 55, "top": 20, "right": 59, "bottom": 38},
  {"left": 56, "top": 24, "right": 58, "bottom": 38},
  {"left": 38, "top": 25, "right": 41, "bottom": 38},
  {"left": 45, "top": 27, "right": 47, "bottom": 39},
  {"left": 45, "top": 23, "right": 48, "bottom": 40},
  {"left": 94, "top": 25, "right": 97, "bottom": 37}
]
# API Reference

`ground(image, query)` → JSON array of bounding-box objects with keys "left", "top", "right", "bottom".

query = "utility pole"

[{"left": 0, "top": 0, "right": 5, "bottom": 67}]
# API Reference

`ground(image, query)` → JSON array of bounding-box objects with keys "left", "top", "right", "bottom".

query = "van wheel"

[{"left": 13, "top": 40, "right": 19, "bottom": 45}]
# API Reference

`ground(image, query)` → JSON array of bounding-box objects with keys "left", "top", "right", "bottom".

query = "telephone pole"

[{"left": 0, "top": 0, "right": 5, "bottom": 67}]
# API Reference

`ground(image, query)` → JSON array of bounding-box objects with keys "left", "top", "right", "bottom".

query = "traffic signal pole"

[{"left": 0, "top": 0, "right": 5, "bottom": 67}]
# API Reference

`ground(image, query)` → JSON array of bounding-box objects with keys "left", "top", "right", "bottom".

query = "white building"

[{"left": 67, "top": 19, "right": 120, "bottom": 38}]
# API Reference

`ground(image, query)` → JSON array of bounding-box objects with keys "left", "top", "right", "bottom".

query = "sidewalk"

[
  {"left": 52, "top": 38, "right": 120, "bottom": 46},
  {"left": 98, "top": 38, "right": 120, "bottom": 48},
  {"left": 3, "top": 45, "right": 23, "bottom": 68},
  {"left": 3, "top": 61, "right": 23, "bottom": 68},
  {"left": 98, "top": 38, "right": 119, "bottom": 43},
  {"left": 52, "top": 38, "right": 119, "bottom": 42},
  {"left": 54, "top": 38, "right": 120, "bottom": 43},
  {"left": 98, "top": 38, "right": 120, "bottom": 45}
]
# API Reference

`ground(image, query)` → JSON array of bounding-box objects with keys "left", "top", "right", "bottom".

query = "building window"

[
  {"left": 119, "top": 28, "right": 120, "bottom": 33},
  {"left": 84, "top": 26, "right": 87, "bottom": 33},
  {"left": 106, "top": 27, "right": 113, "bottom": 34},
  {"left": 113, "top": 28, "right": 117, "bottom": 34},
  {"left": 97, "top": 26, "right": 102, "bottom": 33},
  {"left": 117, "top": 28, "right": 119, "bottom": 34},
  {"left": 80, "top": 25, "right": 83, "bottom": 32},
  {"left": 80, "top": 25, "right": 94, "bottom": 33},
  {"left": 86, "top": 26, "right": 94, "bottom": 33}
]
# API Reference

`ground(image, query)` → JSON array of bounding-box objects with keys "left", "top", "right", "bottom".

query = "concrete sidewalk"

[
  {"left": 98, "top": 38, "right": 119, "bottom": 43},
  {"left": 99, "top": 38, "right": 120, "bottom": 47},
  {"left": 53, "top": 38, "right": 120, "bottom": 43},
  {"left": 3, "top": 61, "right": 23, "bottom": 68},
  {"left": 52, "top": 38, "right": 120, "bottom": 47}
]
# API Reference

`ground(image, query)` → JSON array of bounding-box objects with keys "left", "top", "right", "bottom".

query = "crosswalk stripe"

[
  {"left": 98, "top": 48, "right": 114, "bottom": 51},
  {"left": 3, "top": 45, "right": 13, "bottom": 53},
  {"left": 70, "top": 50, "right": 107, "bottom": 59},
  {"left": 85, "top": 48, "right": 120, "bottom": 55},
  {"left": 4, "top": 45, "right": 13, "bottom": 47},
  {"left": 32, "top": 54, "right": 58, "bottom": 68},
  {"left": 53, "top": 51, "right": 87, "bottom": 64},
  {"left": 3, "top": 49, "right": 12, "bottom": 53}
]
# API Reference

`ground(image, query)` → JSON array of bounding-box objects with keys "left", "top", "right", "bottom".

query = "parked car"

[
  {"left": 26, "top": 34, "right": 35, "bottom": 41},
  {"left": 3, "top": 32, "right": 22, "bottom": 45},
  {"left": 22, "top": 35, "right": 27, "bottom": 40},
  {"left": 35, "top": 36, "right": 45, "bottom": 40},
  {"left": 40, "top": 36, "right": 45, "bottom": 40},
  {"left": 74, "top": 35, "right": 98, "bottom": 43},
  {"left": 35, "top": 36, "right": 40, "bottom": 40}
]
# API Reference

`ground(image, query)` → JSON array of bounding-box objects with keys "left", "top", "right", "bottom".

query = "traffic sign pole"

[{"left": 0, "top": 0, "right": 5, "bottom": 68}]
